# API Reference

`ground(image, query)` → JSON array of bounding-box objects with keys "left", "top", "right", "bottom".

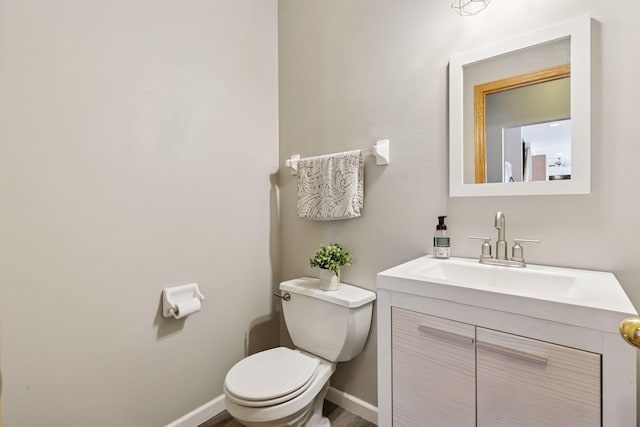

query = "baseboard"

[
  {"left": 165, "top": 394, "right": 226, "bottom": 427},
  {"left": 166, "top": 386, "right": 378, "bottom": 427},
  {"left": 325, "top": 386, "right": 378, "bottom": 425}
]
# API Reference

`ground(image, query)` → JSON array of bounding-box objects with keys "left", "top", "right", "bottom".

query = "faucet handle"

[
  {"left": 511, "top": 239, "right": 540, "bottom": 262},
  {"left": 468, "top": 237, "right": 493, "bottom": 260}
]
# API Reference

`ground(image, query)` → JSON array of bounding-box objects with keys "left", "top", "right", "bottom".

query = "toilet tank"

[{"left": 280, "top": 277, "right": 376, "bottom": 362}]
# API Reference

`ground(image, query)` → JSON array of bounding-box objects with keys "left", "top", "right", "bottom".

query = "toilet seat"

[
  {"left": 224, "top": 347, "right": 320, "bottom": 407},
  {"left": 224, "top": 355, "right": 336, "bottom": 426}
]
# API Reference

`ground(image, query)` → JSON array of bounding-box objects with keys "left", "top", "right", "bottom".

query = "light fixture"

[{"left": 451, "top": 0, "right": 491, "bottom": 16}]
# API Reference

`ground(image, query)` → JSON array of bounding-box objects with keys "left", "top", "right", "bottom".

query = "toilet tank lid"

[{"left": 280, "top": 277, "right": 376, "bottom": 308}]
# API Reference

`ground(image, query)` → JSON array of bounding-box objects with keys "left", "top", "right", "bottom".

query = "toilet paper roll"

[{"left": 172, "top": 298, "right": 201, "bottom": 319}]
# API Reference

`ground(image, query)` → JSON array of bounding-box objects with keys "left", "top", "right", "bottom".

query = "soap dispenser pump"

[{"left": 433, "top": 216, "right": 450, "bottom": 259}]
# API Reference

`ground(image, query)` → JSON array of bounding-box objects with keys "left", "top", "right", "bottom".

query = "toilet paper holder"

[{"left": 162, "top": 283, "right": 205, "bottom": 318}]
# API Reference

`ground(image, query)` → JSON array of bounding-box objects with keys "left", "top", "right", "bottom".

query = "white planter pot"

[{"left": 318, "top": 269, "right": 339, "bottom": 291}]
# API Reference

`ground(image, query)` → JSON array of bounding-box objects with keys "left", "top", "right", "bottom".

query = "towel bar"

[{"left": 285, "top": 139, "right": 390, "bottom": 175}]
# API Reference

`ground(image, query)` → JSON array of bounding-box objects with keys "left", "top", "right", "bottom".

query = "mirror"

[{"left": 449, "top": 16, "right": 591, "bottom": 197}]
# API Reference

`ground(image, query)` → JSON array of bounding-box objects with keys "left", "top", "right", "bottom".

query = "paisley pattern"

[{"left": 296, "top": 150, "right": 364, "bottom": 220}]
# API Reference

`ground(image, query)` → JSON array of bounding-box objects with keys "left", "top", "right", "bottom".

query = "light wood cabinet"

[
  {"left": 476, "top": 327, "right": 600, "bottom": 427},
  {"left": 391, "top": 307, "right": 601, "bottom": 427},
  {"left": 392, "top": 308, "right": 475, "bottom": 426}
]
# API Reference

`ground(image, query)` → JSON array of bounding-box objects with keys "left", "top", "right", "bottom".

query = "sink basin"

[
  {"left": 412, "top": 258, "right": 581, "bottom": 300},
  {"left": 377, "top": 256, "right": 637, "bottom": 332}
]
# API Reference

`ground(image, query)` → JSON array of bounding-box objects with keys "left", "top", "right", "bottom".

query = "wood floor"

[{"left": 199, "top": 401, "right": 376, "bottom": 427}]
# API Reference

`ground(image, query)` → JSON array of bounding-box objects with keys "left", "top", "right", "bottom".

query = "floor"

[{"left": 199, "top": 401, "right": 376, "bottom": 427}]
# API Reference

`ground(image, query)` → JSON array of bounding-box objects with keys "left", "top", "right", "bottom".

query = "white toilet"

[{"left": 223, "top": 277, "right": 376, "bottom": 427}]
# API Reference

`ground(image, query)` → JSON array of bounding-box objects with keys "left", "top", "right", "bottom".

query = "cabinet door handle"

[
  {"left": 417, "top": 325, "right": 475, "bottom": 345},
  {"left": 477, "top": 340, "right": 548, "bottom": 365}
]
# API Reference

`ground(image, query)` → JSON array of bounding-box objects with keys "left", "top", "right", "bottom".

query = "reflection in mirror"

[
  {"left": 465, "top": 38, "right": 571, "bottom": 184},
  {"left": 503, "top": 119, "right": 571, "bottom": 183},
  {"left": 476, "top": 66, "right": 570, "bottom": 183},
  {"left": 449, "top": 16, "right": 591, "bottom": 197}
]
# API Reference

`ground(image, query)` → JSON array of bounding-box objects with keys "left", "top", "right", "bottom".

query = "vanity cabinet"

[
  {"left": 377, "top": 256, "right": 637, "bottom": 426},
  {"left": 391, "top": 307, "right": 601, "bottom": 427}
]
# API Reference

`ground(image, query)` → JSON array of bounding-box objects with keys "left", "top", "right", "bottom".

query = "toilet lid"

[{"left": 224, "top": 347, "right": 319, "bottom": 403}]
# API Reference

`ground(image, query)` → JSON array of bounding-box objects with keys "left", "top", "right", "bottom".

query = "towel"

[{"left": 296, "top": 150, "right": 364, "bottom": 220}]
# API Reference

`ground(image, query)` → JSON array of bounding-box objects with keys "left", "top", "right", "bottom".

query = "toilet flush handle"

[{"left": 273, "top": 292, "right": 291, "bottom": 302}]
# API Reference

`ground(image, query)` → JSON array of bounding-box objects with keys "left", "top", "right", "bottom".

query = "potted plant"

[{"left": 309, "top": 243, "right": 353, "bottom": 291}]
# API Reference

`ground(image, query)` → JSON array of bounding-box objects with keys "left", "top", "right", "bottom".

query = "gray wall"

[
  {"left": 279, "top": 0, "right": 640, "bottom": 408},
  {"left": 0, "top": 1, "right": 278, "bottom": 425}
]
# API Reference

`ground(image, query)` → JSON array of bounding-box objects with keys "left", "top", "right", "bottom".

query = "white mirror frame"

[{"left": 449, "top": 16, "right": 591, "bottom": 197}]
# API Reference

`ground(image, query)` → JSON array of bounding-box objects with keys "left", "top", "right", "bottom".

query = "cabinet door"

[
  {"left": 476, "top": 327, "right": 601, "bottom": 427},
  {"left": 392, "top": 308, "right": 476, "bottom": 426}
]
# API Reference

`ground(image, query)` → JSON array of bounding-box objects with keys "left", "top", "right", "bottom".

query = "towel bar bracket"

[
  {"left": 284, "top": 154, "right": 301, "bottom": 175},
  {"left": 284, "top": 140, "right": 390, "bottom": 176},
  {"left": 372, "top": 139, "right": 390, "bottom": 166}
]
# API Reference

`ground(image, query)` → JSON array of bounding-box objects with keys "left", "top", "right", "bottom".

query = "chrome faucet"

[{"left": 469, "top": 212, "right": 540, "bottom": 268}]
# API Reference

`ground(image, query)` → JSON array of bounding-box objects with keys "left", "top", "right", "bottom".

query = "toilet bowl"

[
  {"left": 223, "top": 278, "right": 376, "bottom": 427},
  {"left": 224, "top": 348, "right": 335, "bottom": 427}
]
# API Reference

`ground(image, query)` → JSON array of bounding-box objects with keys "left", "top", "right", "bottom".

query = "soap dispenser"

[{"left": 433, "top": 216, "right": 450, "bottom": 259}]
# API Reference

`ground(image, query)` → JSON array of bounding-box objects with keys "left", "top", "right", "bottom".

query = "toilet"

[{"left": 223, "top": 277, "right": 376, "bottom": 427}]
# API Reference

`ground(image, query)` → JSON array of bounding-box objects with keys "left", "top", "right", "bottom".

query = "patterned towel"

[{"left": 296, "top": 150, "right": 364, "bottom": 220}]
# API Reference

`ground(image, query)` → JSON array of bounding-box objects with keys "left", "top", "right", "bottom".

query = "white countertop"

[{"left": 377, "top": 256, "right": 638, "bottom": 333}]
